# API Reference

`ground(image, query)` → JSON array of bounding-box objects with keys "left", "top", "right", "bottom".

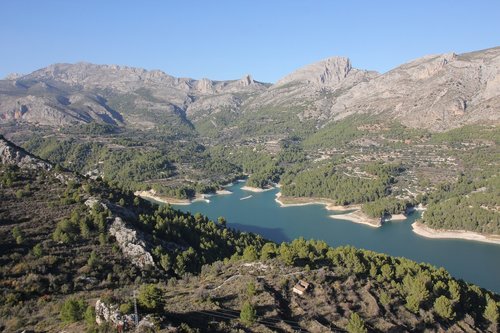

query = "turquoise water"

[{"left": 172, "top": 182, "right": 500, "bottom": 293}]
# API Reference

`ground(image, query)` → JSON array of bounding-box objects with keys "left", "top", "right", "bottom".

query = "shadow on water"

[{"left": 230, "top": 223, "right": 290, "bottom": 243}]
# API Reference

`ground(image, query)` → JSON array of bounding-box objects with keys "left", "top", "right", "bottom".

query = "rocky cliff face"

[
  {"left": 0, "top": 47, "right": 498, "bottom": 133},
  {"left": 328, "top": 48, "right": 500, "bottom": 130},
  {"left": 275, "top": 56, "right": 355, "bottom": 87},
  {"left": 0, "top": 135, "right": 52, "bottom": 170},
  {"left": 241, "top": 56, "right": 378, "bottom": 123},
  {"left": 185, "top": 74, "right": 269, "bottom": 121}
]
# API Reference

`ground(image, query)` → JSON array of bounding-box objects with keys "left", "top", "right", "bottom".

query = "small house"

[{"left": 292, "top": 280, "right": 310, "bottom": 295}]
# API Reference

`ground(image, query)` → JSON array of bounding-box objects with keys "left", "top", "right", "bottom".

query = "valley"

[
  {"left": 1, "top": 46, "right": 499, "bottom": 332},
  {"left": 0, "top": 139, "right": 498, "bottom": 332}
]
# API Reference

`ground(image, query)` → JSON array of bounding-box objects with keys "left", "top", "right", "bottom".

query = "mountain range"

[{"left": 1, "top": 47, "right": 499, "bottom": 136}]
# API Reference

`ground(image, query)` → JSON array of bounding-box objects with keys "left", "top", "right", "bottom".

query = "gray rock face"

[
  {"left": 0, "top": 47, "right": 498, "bottom": 133},
  {"left": 95, "top": 299, "right": 121, "bottom": 326},
  {"left": 240, "top": 56, "right": 378, "bottom": 124},
  {"left": 0, "top": 62, "right": 268, "bottom": 129},
  {"left": 238, "top": 47, "right": 500, "bottom": 132},
  {"left": 4, "top": 73, "right": 23, "bottom": 80},
  {"left": 327, "top": 48, "right": 500, "bottom": 130},
  {"left": 0, "top": 136, "right": 52, "bottom": 170},
  {"left": 108, "top": 217, "right": 155, "bottom": 268},
  {"left": 275, "top": 56, "right": 354, "bottom": 87}
]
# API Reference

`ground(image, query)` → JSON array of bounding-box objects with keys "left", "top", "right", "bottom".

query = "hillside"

[{"left": 1, "top": 136, "right": 500, "bottom": 332}]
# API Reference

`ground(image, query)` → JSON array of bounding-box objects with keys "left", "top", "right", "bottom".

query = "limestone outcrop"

[
  {"left": 0, "top": 135, "right": 52, "bottom": 170},
  {"left": 108, "top": 217, "right": 155, "bottom": 268}
]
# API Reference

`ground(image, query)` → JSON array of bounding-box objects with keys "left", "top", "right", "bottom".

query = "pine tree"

[
  {"left": 260, "top": 242, "right": 276, "bottom": 260},
  {"left": 433, "top": 296, "right": 455, "bottom": 320},
  {"left": 246, "top": 282, "right": 256, "bottom": 298},
  {"left": 137, "top": 284, "right": 163, "bottom": 311},
  {"left": 484, "top": 297, "right": 499, "bottom": 326},
  {"left": 243, "top": 245, "right": 258, "bottom": 261},
  {"left": 60, "top": 298, "right": 86, "bottom": 323},
  {"left": 240, "top": 301, "right": 256, "bottom": 326},
  {"left": 346, "top": 313, "right": 367, "bottom": 333}
]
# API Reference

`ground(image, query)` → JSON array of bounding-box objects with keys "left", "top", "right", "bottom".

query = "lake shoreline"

[
  {"left": 162, "top": 182, "right": 500, "bottom": 292},
  {"left": 135, "top": 190, "right": 210, "bottom": 205},
  {"left": 275, "top": 192, "right": 360, "bottom": 211},
  {"left": 412, "top": 222, "right": 500, "bottom": 245},
  {"left": 138, "top": 186, "right": 500, "bottom": 246},
  {"left": 330, "top": 210, "right": 382, "bottom": 228},
  {"left": 216, "top": 189, "right": 233, "bottom": 195},
  {"left": 275, "top": 192, "right": 382, "bottom": 227},
  {"left": 241, "top": 185, "right": 274, "bottom": 192}
]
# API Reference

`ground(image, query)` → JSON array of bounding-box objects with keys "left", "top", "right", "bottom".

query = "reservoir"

[{"left": 173, "top": 182, "right": 500, "bottom": 293}]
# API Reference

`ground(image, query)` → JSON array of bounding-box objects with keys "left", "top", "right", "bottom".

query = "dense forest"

[
  {"left": 361, "top": 197, "right": 410, "bottom": 218},
  {"left": 280, "top": 162, "right": 402, "bottom": 205}
]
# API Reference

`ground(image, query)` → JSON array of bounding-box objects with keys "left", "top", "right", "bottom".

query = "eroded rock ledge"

[{"left": 108, "top": 217, "right": 155, "bottom": 268}]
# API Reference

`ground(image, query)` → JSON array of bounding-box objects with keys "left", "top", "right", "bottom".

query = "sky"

[{"left": 0, "top": 0, "right": 499, "bottom": 83}]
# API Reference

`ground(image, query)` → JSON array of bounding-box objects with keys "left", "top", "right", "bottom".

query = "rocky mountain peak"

[
  {"left": 1, "top": 47, "right": 498, "bottom": 133},
  {"left": 395, "top": 52, "right": 459, "bottom": 80},
  {"left": 238, "top": 74, "right": 254, "bottom": 86},
  {"left": 275, "top": 56, "right": 353, "bottom": 87},
  {"left": 22, "top": 62, "right": 179, "bottom": 89},
  {"left": 3, "top": 73, "right": 23, "bottom": 80},
  {"left": 194, "top": 78, "right": 215, "bottom": 94}
]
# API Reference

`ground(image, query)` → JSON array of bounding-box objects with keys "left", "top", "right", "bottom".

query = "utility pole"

[{"left": 133, "top": 289, "right": 139, "bottom": 326}]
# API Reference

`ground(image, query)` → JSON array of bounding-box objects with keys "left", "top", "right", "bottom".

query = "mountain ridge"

[{"left": 0, "top": 46, "right": 499, "bottom": 134}]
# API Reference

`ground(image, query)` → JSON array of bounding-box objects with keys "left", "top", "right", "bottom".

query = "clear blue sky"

[{"left": 1, "top": 0, "right": 499, "bottom": 82}]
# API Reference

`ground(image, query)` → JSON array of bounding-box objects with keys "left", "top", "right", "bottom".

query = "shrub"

[
  {"left": 242, "top": 245, "right": 258, "bottom": 261},
  {"left": 33, "top": 243, "right": 43, "bottom": 257},
  {"left": 15, "top": 235, "right": 23, "bottom": 245},
  {"left": 87, "top": 251, "right": 98, "bottom": 268},
  {"left": 12, "top": 226, "right": 21, "bottom": 239},
  {"left": 60, "top": 297, "right": 86, "bottom": 323},
  {"left": 433, "top": 296, "right": 455, "bottom": 320},
  {"left": 84, "top": 305, "right": 96, "bottom": 326},
  {"left": 379, "top": 291, "right": 391, "bottom": 306},
  {"left": 12, "top": 226, "right": 23, "bottom": 245},
  {"left": 346, "top": 312, "right": 367, "bottom": 333},
  {"left": 260, "top": 242, "right": 277, "bottom": 260},
  {"left": 53, "top": 218, "right": 79, "bottom": 243},
  {"left": 484, "top": 297, "right": 499, "bottom": 325},
  {"left": 240, "top": 301, "right": 256, "bottom": 326},
  {"left": 246, "top": 282, "right": 256, "bottom": 298},
  {"left": 137, "top": 284, "right": 163, "bottom": 311},
  {"left": 119, "top": 302, "right": 133, "bottom": 314}
]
